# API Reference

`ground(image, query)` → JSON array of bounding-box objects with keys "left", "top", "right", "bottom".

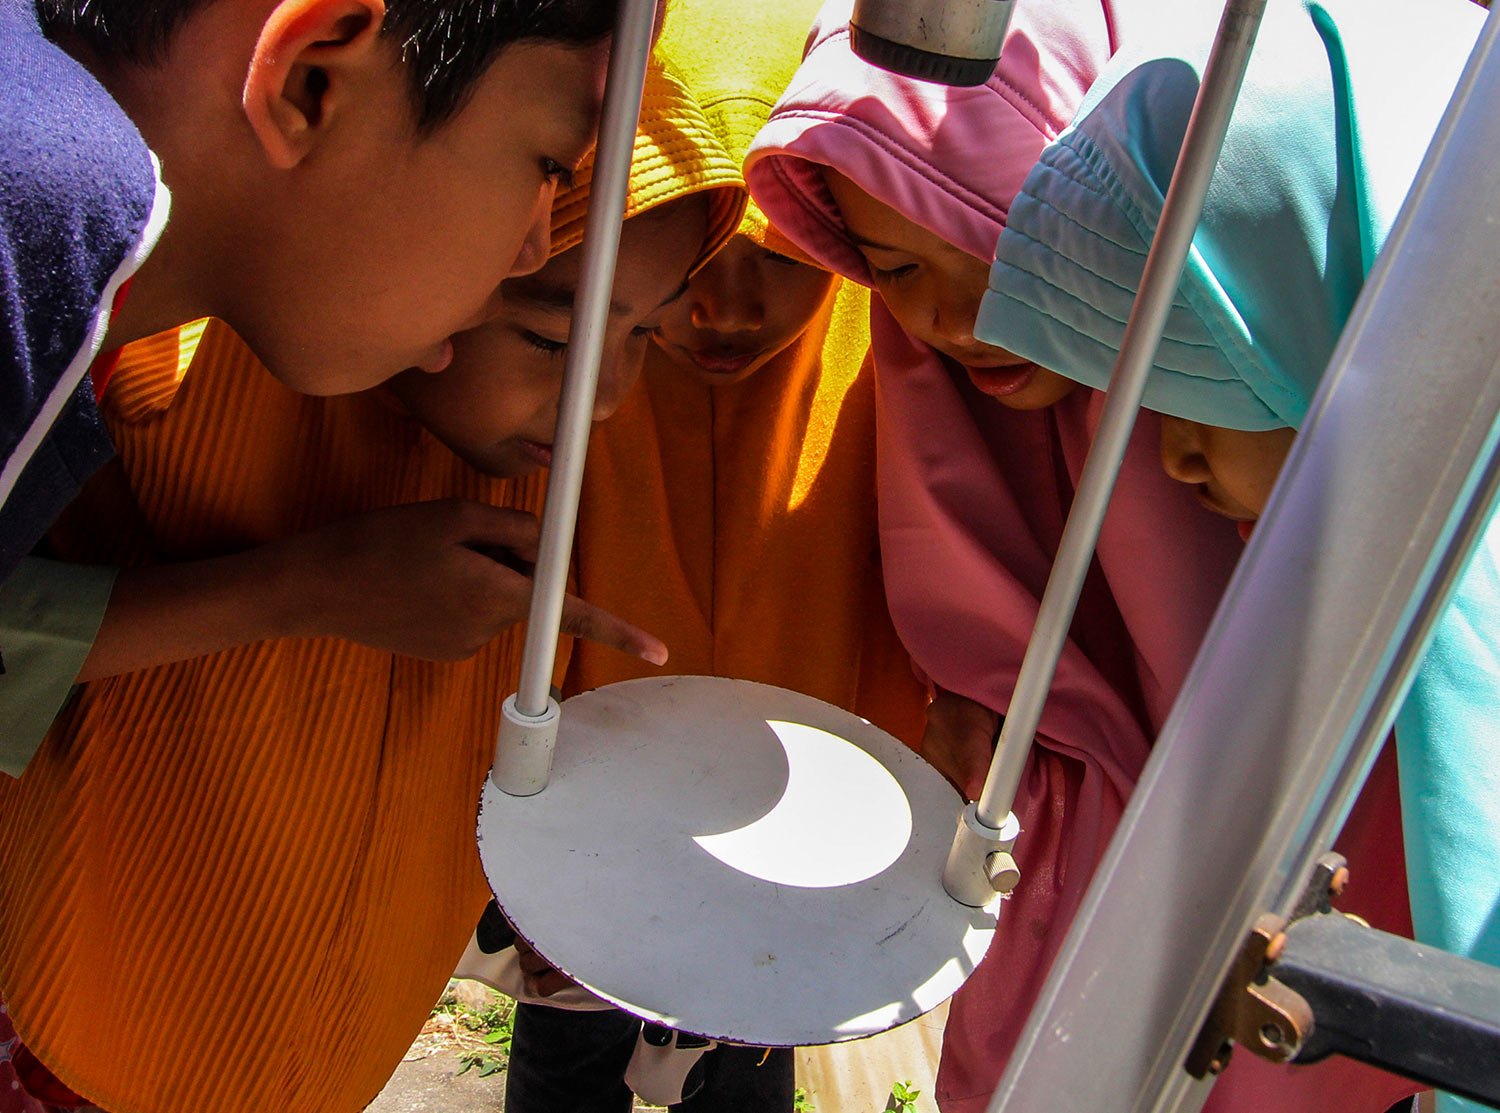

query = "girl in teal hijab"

[{"left": 975, "top": 0, "right": 1494, "bottom": 1109}]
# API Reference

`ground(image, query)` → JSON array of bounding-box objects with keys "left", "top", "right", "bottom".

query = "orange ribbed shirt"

[
  {"left": 566, "top": 278, "right": 927, "bottom": 745},
  {"left": 0, "top": 321, "right": 548, "bottom": 1112}
]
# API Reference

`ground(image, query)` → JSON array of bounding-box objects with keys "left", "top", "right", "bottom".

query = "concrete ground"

[
  {"left": 367, "top": 1045, "right": 506, "bottom": 1113},
  {"left": 370, "top": 1045, "right": 662, "bottom": 1113},
  {"left": 369, "top": 978, "right": 946, "bottom": 1113}
]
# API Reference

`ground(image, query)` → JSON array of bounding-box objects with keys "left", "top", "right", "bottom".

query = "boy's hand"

[
  {"left": 80, "top": 499, "right": 666, "bottom": 682},
  {"left": 921, "top": 687, "right": 1000, "bottom": 801},
  {"left": 275, "top": 500, "right": 668, "bottom": 664}
]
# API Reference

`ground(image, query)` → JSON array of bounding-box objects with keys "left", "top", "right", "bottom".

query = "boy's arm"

[
  {"left": 0, "top": 500, "right": 666, "bottom": 777},
  {"left": 81, "top": 499, "right": 668, "bottom": 680},
  {"left": 0, "top": 558, "right": 116, "bottom": 776}
]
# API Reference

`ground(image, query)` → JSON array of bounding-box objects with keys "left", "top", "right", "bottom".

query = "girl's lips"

[
  {"left": 965, "top": 362, "right": 1037, "bottom": 398},
  {"left": 686, "top": 348, "right": 758, "bottom": 376},
  {"left": 1194, "top": 490, "right": 1258, "bottom": 541},
  {"left": 518, "top": 439, "right": 553, "bottom": 469}
]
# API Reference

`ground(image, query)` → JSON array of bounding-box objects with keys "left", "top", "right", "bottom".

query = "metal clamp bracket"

[
  {"left": 1184, "top": 853, "right": 1348, "bottom": 1077},
  {"left": 1184, "top": 912, "right": 1313, "bottom": 1077}
]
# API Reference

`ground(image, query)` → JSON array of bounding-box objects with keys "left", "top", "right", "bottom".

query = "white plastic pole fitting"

[
  {"left": 492, "top": 694, "right": 563, "bottom": 795},
  {"left": 943, "top": 803, "right": 1021, "bottom": 907}
]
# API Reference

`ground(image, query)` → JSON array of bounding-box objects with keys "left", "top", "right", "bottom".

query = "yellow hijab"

[
  {"left": 550, "top": 63, "right": 745, "bottom": 267},
  {"left": 656, "top": 0, "right": 824, "bottom": 254}
]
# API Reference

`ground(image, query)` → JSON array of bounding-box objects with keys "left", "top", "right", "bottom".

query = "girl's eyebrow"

[
  {"left": 653, "top": 278, "right": 690, "bottom": 312},
  {"left": 847, "top": 231, "right": 905, "bottom": 252},
  {"left": 508, "top": 284, "right": 576, "bottom": 315}
]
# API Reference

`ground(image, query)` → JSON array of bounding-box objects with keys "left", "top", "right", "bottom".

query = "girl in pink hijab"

[{"left": 747, "top": 2, "right": 1413, "bottom": 1109}]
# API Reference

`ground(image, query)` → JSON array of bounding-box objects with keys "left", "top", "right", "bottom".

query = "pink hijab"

[{"left": 747, "top": 2, "right": 1411, "bottom": 1109}]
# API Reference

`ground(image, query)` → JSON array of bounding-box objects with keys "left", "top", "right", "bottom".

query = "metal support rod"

[
  {"left": 986, "top": 14, "right": 1500, "bottom": 1112},
  {"left": 510, "top": 0, "right": 656, "bottom": 720},
  {"left": 971, "top": 0, "right": 1267, "bottom": 829},
  {"left": 1279, "top": 914, "right": 1500, "bottom": 1106}
]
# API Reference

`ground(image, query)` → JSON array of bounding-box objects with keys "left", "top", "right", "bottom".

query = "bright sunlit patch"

[
  {"left": 176, "top": 318, "right": 208, "bottom": 382},
  {"left": 834, "top": 1000, "right": 905, "bottom": 1036},
  {"left": 787, "top": 286, "right": 863, "bottom": 511},
  {"left": 692, "top": 719, "right": 913, "bottom": 889}
]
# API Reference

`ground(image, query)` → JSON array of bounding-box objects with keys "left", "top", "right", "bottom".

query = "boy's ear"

[{"left": 243, "top": 0, "right": 387, "bottom": 170}]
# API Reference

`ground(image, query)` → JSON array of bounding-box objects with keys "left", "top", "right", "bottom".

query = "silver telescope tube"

[{"left": 987, "top": 15, "right": 1500, "bottom": 1108}]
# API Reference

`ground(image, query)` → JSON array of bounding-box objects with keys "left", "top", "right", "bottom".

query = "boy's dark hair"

[{"left": 36, "top": 0, "right": 621, "bottom": 131}]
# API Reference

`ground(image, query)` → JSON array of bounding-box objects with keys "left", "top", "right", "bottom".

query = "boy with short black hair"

[
  {"left": 5, "top": 0, "right": 618, "bottom": 569},
  {"left": 0, "top": 0, "right": 629, "bottom": 773},
  {"left": 0, "top": 57, "right": 734, "bottom": 1113}
]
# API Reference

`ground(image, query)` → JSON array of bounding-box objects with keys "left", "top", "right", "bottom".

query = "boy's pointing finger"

[{"left": 559, "top": 595, "right": 669, "bottom": 667}]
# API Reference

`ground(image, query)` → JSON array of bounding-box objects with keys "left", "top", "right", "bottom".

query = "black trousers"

[{"left": 504, "top": 1001, "right": 795, "bottom": 1113}]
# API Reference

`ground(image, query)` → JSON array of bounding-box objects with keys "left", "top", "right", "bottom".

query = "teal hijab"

[
  {"left": 976, "top": 3, "right": 1495, "bottom": 1108},
  {"left": 978, "top": 0, "right": 1482, "bottom": 431}
]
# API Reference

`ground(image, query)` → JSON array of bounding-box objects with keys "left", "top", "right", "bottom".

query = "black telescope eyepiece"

[{"left": 849, "top": 0, "right": 1016, "bottom": 86}]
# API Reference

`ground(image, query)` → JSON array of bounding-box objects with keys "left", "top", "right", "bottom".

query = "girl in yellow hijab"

[
  {"left": 0, "top": 65, "right": 738, "bottom": 1113},
  {"left": 567, "top": 3, "right": 926, "bottom": 758},
  {"left": 519, "top": 0, "right": 932, "bottom": 1110}
]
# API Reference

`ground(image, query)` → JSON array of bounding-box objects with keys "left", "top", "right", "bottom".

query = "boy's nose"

[
  {"left": 1160, "top": 415, "right": 1214, "bottom": 485},
  {"left": 507, "top": 190, "right": 555, "bottom": 279}
]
